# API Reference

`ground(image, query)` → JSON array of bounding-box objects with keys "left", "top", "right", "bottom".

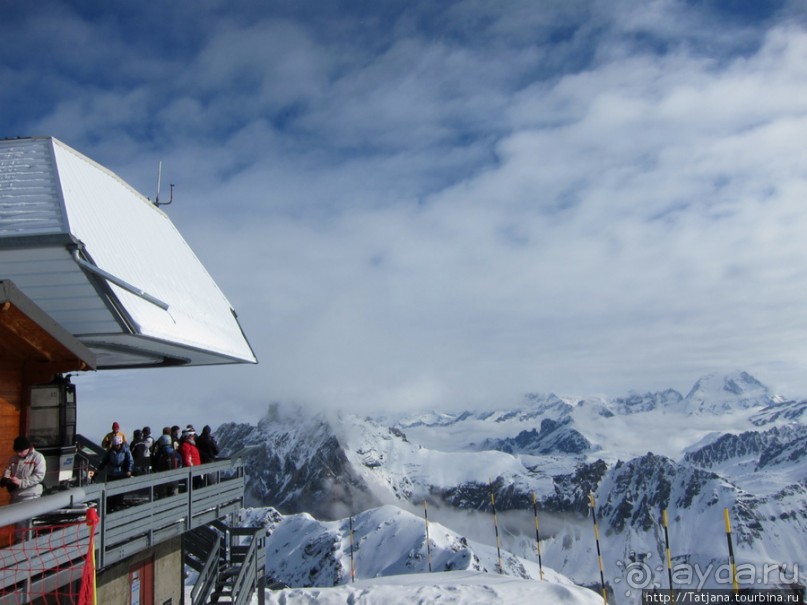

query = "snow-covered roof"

[{"left": 0, "top": 137, "right": 257, "bottom": 368}]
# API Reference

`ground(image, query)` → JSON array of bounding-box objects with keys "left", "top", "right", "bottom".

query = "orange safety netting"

[{"left": 0, "top": 507, "right": 98, "bottom": 605}]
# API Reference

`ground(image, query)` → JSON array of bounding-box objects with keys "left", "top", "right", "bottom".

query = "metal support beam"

[{"left": 69, "top": 246, "right": 170, "bottom": 311}]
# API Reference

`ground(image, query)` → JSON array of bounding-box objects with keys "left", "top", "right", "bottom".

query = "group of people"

[
  {"left": 96, "top": 422, "right": 220, "bottom": 481},
  {"left": 1, "top": 422, "right": 221, "bottom": 537}
]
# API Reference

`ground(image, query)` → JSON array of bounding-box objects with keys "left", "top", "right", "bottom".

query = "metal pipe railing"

[
  {"left": 1, "top": 458, "right": 250, "bottom": 602},
  {"left": 0, "top": 488, "right": 89, "bottom": 527}
]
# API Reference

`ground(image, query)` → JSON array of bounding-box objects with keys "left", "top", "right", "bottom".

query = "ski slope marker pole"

[
  {"left": 424, "top": 499, "right": 432, "bottom": 572},
  {"left": 349, "top": 515, "right": 356, "bottom": 583},
  {"left": 588, "top": 493, "right": 607, "bottom": 605},
  {"left": 532, "top": 492, "right": 545, "bottom": 580},
  {"left": 723, "top": 508, "right": 739, "bottom": 595},
  {"left": 662, "top": 509, "right": 674, "bottom": 600},
  {"left": 489, "top": 480, "right": 503, "bottom": 574}
]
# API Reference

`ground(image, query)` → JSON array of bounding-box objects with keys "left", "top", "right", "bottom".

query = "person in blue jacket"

[
  {"left": 97, "top": 435, "right": 134, "bottom": 480},
  {"left": 96, "top": 435, "right": 133, "bottom": 511}
]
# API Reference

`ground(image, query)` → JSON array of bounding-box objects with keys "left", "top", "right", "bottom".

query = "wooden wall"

[
  {"left": 0, "top": 361, "right": 22, "bottom": 545},
  {"left": 1, "top": 283, "right": 94, "bottom": 546}
]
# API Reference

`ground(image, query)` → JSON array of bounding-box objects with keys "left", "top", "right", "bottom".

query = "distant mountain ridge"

[
  {"left": 479, "top": 417, "right": 591, "bottom": 455},
  {"left": 611, "top": 388, "right": 683, "bottom": 414},
  {"left": 217, "top": 371, "right": 807, "bottom": 603},
  {"left": 682, "top": 424, "right": 807, "bottom": 470},
  {"left": 391, "top": 370, "right": 782, "bottom": 429}
]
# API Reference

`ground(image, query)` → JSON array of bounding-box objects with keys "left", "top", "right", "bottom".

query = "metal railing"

[
  {"left": 186, "top": 524, "right": 222, "bottom": 605},
  {"left": 0, "top": 458, "right": 245, "bottom": 600},
  {"left": 90, "top": 459, "right": 245, "bottom": 568},
  {"left": 185, "top": 521, "right": 267, "bottom": 605},
  {"left": 201, "top": 520, "right": 266, "bottom": 605},
  {"left": 228, "top": 526, "right": 266, "bottom": 605}
]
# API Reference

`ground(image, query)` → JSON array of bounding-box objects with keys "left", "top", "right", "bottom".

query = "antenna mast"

[{"left": 154, "top": 161, "right": 174, "bottom": 206}]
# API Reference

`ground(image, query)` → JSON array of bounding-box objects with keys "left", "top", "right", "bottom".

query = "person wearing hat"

[
  {"left": 196, "top": 425, "right": 220, "bottom": 464},
  {"left": 171, "top": 425, "right": 182, "bottom": 450},
  {"left": 179, "top": 428, "right": 201, "bottom": 468},
  {"left": 97, "top": 435, "right": 134, "bottom": 481},
  {"left": 3, "top": 436, "right": 46, "bottom": 542},
  {"left": 179, "top": 427, "right": 203, "bottom": 488},
  {"left": 141, "top": 426, "right": 154, "bottom": 462},
  {"left": 196, "top": 425, "right": 221, "bottom": 487},
  {"left": 3, "top": 436, "right": 46, "bottom": 504},
  {"left": 96, "top": 434, "right": 134, "bottom": 510},
  {"left": 130, "top": 429, "right": 150, "bottom": 475},
  {"left": 101, "top": 421, "right": 127, "bottom": 449},
  {"left": 152, "top": 430, "right": 181, "bottom": 497}
]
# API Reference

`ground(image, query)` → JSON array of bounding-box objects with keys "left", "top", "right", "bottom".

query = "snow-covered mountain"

[
  {"left": 677, "top": 371, "right": 780, "bottom": 414},
  {"left": 479, "top": 417, "right": 592, "bottom": 456},
  {"left": 751, "top": 398, "right": 807, "bottom": 426},
  {"left": 217, "top": 403, "right": 383, "bottom": 518},
  {"left": 217, "top": 371, "right": 807, "bottom": 603},
  {"left": 239, "top": 504, "right": 603, "bottom": 603},
  {"left": 611, "top": 388, "right": 683, "bottom": 415}
]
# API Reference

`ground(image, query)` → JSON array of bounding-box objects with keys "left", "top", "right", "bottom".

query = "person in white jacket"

[
  {"left": 3, "top": 436, "right": 46, "bottom": 542},
  {"left": 3, "top": 436, "right": 46, "bottom": 503}
]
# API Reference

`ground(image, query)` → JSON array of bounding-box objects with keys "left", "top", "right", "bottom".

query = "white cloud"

[{"left": 5, "top": 2, "right": 807, "bottom": 437}]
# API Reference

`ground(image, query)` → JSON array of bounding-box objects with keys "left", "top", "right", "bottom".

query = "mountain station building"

[{"left": 0, "top": 137, "right": 260, "bottom": 604}]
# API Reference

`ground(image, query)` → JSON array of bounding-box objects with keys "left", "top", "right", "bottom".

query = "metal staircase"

[{"left": 185, "top": 520, "right": 265, "bottom": 605}]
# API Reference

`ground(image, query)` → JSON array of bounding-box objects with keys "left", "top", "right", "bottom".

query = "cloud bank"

[{"left": 2, "top": 0, "right": 807, "bottom": 436}]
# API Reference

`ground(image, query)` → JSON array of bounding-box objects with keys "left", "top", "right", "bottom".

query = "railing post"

[
  {"left": 147, "top": 479, "right": 155, "bottom": 548},
  {"left": 257, "top": 531, "right": 266, "bottom": 605},
  {"left": 97, "top": 484, "right": 106, "bottom": 569},
  {"left": 187, "top": 466, "right": 194, "bottom": 530}
]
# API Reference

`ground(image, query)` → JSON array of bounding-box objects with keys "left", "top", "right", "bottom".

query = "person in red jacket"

[{"left": 178, "top": 427, "right": 202, "bottom": 488}]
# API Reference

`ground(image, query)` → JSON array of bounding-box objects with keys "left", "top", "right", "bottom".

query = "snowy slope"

[
  {"left": 334, "top": 414, "right": 560, "bottom": 507},
  {"left": 240, "top": 505, "right": 604, "bottom": 604},
  {"left": 259, "top": 570, "right": 604, "bottom": 605},
  {"left": 251, "top": 504, "right": 542, "bottom": 584}
]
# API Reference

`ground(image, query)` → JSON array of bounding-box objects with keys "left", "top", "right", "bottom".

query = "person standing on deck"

[
  {"left": 3, "top": 436, "right": 46, "bottom": 541},
  {"left": 101, "top": 421, "right": 127, "bottom": 449},
  {"left": 3, "top": 436, "right": 46, "bottom": 503},
  {"left": 179, "top": 428, "right": 203, "bottom": 488},
  {"left": 197, "top": 425, "right": 219, "bottom": 463},
  {"left": 96, "top": 435, "right": 133, "bottom": 510},
  {"left": 141, "top": 426, "right": 154, "bottom": 467},
  {"left": 131, "top": 429, "right": 150, "bottom": 475},
  {"left": 97, "top": 435, "right": 133, "bottom": 481},
  {"left": 179, "top": 428, "right": 201, "bottom": 467}
]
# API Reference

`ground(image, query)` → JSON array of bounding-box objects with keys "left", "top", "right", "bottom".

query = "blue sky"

[{"left": 3, "top": 1, "right": 807, "bottom": 437}]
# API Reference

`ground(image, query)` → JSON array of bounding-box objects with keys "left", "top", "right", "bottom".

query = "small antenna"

[
  {"left": 155, "top": 161, "right": 161, "bottom": 204},
  {"left": 154, "top": 161, "right": 174, "bottom": 207}
]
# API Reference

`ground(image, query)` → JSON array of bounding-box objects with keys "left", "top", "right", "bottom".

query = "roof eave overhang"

[
  {"left": 82, "top": 333, "right": 257, "bottom": 370},
  {"left": 0, "top": 279, "right": 97, "bottom": 371}
]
